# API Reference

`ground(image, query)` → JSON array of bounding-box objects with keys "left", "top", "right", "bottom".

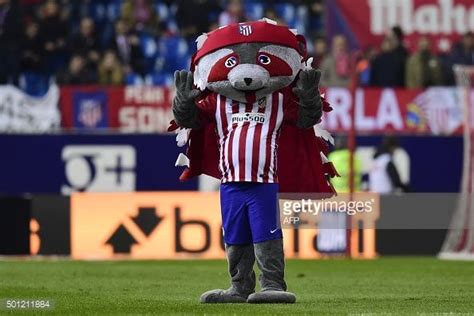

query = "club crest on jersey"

[
  {"left": 258, "top": 97, "right": 266, "bottom": 108},
  {"left": 239, "top": 24, "right": 252, "bottom": 36},
  {"left": 231, "top": 112, "right": 266, "bottom": 124}
]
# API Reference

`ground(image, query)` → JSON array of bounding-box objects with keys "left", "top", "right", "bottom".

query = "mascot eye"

[
  {"left": 258, "top": 54, "right": 271, "bottom": 65},
  {"left": 225, "top": 56, "right": 237, "bottom": 68}
]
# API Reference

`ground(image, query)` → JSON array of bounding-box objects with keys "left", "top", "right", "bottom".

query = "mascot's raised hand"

[
  {"left": 293, "top": 68, "right": 323, "bottom": 128},
  {"left": 172, "top": 70, "right": 201, "bottom": 129}
]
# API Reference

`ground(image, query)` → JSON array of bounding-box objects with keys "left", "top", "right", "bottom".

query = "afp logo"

[{"left": 61, "top": 145, "right": 136, "bottom": 194}]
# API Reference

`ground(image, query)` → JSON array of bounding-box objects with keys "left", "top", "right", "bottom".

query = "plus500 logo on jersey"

[
  {"left": 61, "top": 145, "right": 136, "bottom": 194},
  {"left": 231, "top": 112, "right": 266, "bottom": 124}
]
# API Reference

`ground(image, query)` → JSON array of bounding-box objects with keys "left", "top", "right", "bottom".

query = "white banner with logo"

[
  {"left": 320, "top": 87, "right": 471, "bottom": 135},
  {"left": 0, "top": 84, "right": 60, "bottom": 132}
]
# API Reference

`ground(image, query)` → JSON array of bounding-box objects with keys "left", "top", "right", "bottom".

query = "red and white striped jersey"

[{"left": 198, "top": 91, "right": 297, "bottom": 183}]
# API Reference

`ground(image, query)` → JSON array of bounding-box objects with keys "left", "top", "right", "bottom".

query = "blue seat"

[
  {"left": 244, "top": 2, "right": 264, "bottom": 20},
  {"left": 139, "top": 33, "right": 159, "bottom": 71},
  {"left": 275, "top": 3, "right": 296, "bottom": 27},
  {"left": 19, "top": 73, "right": 50, "bottom": 97},
  {"left": 295, "top": 5, "right": 309, "bottom": 34},
  {"left": 140, "top": 34, "right": 158, "bottom": 58},
  {"left": 154, "top": 3, "right": 169, "bottom": 21},
  {"left": 158, "top": 36, "right": 190, "bottom": 72},
  {"left": 166, "top": 19, "right": 179, "bottom": 34},
  {"left": 90, "top": 1, "right": 107, "bottom": 24},
  {"left": 145, "top": 72, "right": 173, "bottom": 86},
  {"left": 106, "top": 0, "right": 121, "bottom": 22},
  {"left": 125, "top": 73, "right": 145, "bottom": 85}
]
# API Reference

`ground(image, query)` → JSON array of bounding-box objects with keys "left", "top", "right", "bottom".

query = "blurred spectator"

[
  {"left": 437, "top": 40, "right": 453, "bottom": 86},
  {"left": 64, "top": 0, "right": 93, "bottom": 27},
  {"left": 0, "top": 0, "right": 23, "bottom": 84},
  {"left": 175, "top": 0, "right": 220, "bottom": 40},
  {"left": 56, "top": 54, "right": 95, "bottom": 84},
  {"left": 263, "top": 8, "right": 284, "bottom": 25},
  {"left": 98, "top": 50, "right": 124, "bottom": 85},
  {"left": 389, "top": 26, "right": 409, "bottom": 81},
  {"left": 320, "top": 34, "right": 351, "bottom": 87},
  {"left": 39, "top": 1, "right": 67, "bottom": 54},
  {"left": 369, "top": 38, "right": 392, "bottom": 87},
  {"left": 450, "top": 32, "right": 474, "bottom": 65},
  {"left": 38, "top": 0, "right": 68, "bottom": 73},
  {"left": 120, "top": 0, "right": 165, "bottom": 36},
  {"left": 355, "top": 45, "right": 377, "bottom": 86},
  {"left": 69, "top": 17, "right": 100, "bottom": 68},
  {"left": 369, "top": 136, "right": 410, "bottom": 194},
  {"left": 218, "top": 0, "right": 246, "bottom": 26},
  {"left": 370, "top": 26, "right": 408, "bottom": 87},
  {"left": 20, "top": 21, "right": 44, "bottom": 73},
  {"left": 311, "top": 36, "right": 327, "bottom": 69},
  {"left": 109, "top": 18, "right": 145, "bottom": 75},
  {"left": 20, "top": 0, "right": 42, "bottom": 20},
  {"left": 302, "top": 0, "right": 324, "bottom": 38},
  {"left": 444, "top": 32, "right": 474, "bottom": 85},
  {"left": 405, "top": 37, "right": 443, "bottom": 88},
  {"left": 328, "top": 136, "right": 362, "bottom": 193}
]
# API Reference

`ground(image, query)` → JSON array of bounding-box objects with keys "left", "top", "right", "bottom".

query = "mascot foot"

[
  {"left": 200, "top": 289, "right": 248, "bottom": 303},
  {"left": 247, "top": 290, "right": 296, "bottom": 304}
]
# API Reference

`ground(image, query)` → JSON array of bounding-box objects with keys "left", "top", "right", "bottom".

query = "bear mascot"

[{"left": 169, "top": 18, "right": 338, "bottom": 304}]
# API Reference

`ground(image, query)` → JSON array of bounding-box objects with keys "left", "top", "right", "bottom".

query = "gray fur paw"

[
  {"left": 200, "top": 289, "right": 248, "bottom": 304},
  {"left": 292, "top": 69, "right": 321, "bottom": 100},
  {"left": 247, "top": 290, "right": 296, "bottom": 304},
  {"left": 174, "top": 70, "right": 201, "bottom": 103},
  {"left": 292, "top": 69, "right": 323, "bottom": 128}
]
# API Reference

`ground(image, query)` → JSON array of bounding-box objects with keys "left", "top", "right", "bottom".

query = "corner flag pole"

[{"left": 347, "top": 63, "right": 360, "bottom": 257}]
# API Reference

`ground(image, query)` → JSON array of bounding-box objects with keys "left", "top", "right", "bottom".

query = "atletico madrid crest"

[{"left": 239, "top": 24, "right": 252, "bottom": 36}]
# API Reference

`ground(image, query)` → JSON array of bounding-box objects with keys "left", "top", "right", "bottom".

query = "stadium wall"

[{"left": 0, "top": 84, "right": 466, "bottom": 258}]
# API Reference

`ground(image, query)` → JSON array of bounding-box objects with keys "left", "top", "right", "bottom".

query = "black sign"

[
  {"left": 0, "top": 197, "right": 31, "bottom": 255},
  {"left": 31, "top": 195, "right": 70, "bottom": 255}
]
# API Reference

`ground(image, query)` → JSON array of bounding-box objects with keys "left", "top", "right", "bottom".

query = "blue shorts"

[{"left": 220, "top": 182, "right": 282, "bottom": 245}]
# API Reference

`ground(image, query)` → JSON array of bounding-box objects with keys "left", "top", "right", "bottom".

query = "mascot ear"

[{"left": 296, "top": 34, "right": 307, "bottom": 59}]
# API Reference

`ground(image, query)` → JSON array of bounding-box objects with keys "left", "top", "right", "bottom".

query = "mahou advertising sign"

[{"left": 327, "top": 0, "right": 474, "bottom": 51}]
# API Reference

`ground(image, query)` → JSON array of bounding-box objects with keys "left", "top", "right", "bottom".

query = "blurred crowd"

[
  {"left": 0, "top": 0, "right": 323, "bottom": 94},
  {"left": 0, "top": 0, "right": 472, "bottom": 95},
  {"left": 315, "top": 27, "right": 474, "bottom": 88}
]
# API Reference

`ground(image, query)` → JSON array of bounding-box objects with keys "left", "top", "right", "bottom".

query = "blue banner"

[
  {"left": 356, "top": 136, "right": 462, "bottom": 193},
  {"left": 0, "top": 134, "right": 462, "bottom": 194},
  {"left": 0, "top": 134, "right": 197, "bottom": 194}
]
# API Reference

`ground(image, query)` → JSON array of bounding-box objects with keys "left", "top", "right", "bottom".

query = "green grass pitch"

[{"left": 1, "top": 257, "right": 473, "bottom": 314}]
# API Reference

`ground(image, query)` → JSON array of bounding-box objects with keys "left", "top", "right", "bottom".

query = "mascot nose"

[{"left": 244, "top": 78, "right": 253, "bottom": 86}]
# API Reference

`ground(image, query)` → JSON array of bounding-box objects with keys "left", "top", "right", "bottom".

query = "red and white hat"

[{"left": 191, "top": 18, "right": 307, "bottom": 69}]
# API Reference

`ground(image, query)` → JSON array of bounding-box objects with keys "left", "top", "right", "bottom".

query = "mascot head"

[{"left": 192, "top": 18, "right": 307, "bottom": 103}]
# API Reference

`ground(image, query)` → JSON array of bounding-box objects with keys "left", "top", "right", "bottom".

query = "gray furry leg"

[
  {"left": 200, "top": 244, "right": 256, "bottom": 303},
  {"left": 247, "top": 239, "right": 296, "bottom": 304}
]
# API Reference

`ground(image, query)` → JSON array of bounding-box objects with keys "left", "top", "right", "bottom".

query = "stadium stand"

[{"left": 0, "top": 0, "right": 471, "bottom": 93}]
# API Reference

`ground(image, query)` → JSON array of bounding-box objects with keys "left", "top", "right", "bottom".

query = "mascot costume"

[{"left": 169, "top": 18, "right": 338, "bottom": 304}]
